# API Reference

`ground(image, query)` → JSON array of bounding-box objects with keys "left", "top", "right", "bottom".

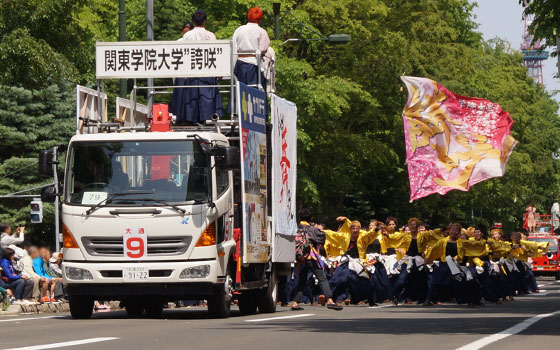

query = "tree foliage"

[{"left": 1, "top": 0, "right": 559, "bottom": 244}]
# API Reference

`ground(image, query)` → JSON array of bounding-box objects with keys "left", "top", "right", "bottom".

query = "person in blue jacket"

[{"left": 0, "top": 248, "right": 34, "bottom": 304}]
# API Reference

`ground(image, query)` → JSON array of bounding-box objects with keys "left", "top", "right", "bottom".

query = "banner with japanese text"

[
  {"left": 237, "top": 82, "right": 269, "bottom": 263},
  {"left": 271, "top": 95, "right": 297, "bottom": 237},
  {"left": 401, "top": 76, "right": 517, "bottom": 202},
  {"left": 96, "top": 40, "right": 231, "bottom": 79}
]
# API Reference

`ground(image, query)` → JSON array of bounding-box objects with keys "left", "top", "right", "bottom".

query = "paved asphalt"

[{"left": 1, "top": 278, "right": 559, "bottom": 350}]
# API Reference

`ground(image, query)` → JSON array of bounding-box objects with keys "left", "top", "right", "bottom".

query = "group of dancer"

[{"left": 284, "top": 209, "right": 549, "bottom": 310}]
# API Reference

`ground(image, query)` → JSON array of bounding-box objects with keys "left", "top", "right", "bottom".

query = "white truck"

[{"left": 38, "top": 40, "right": 297, "bottom": 319}]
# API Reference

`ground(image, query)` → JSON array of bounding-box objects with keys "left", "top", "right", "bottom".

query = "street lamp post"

[
  {"left": 146, "top": 0, "right": 154, "bottom": 112},
  {"left": 118, "top": 0, "right": 127, "bottom": 98},
  {"left": 272, "top": 3, "right": 351, "bottom": 44}
]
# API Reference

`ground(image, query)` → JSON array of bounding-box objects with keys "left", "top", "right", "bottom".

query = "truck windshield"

[
  {"left": 528, "top": 237, "right": 558, "bottom": 253},
  {"left": 65, "top": 140, "right": 210, "bottom": 206}
]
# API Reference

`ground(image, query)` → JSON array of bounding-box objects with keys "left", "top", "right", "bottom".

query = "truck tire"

[
  {"left": 125, "top": 302, "right": 144, "bottom": 317},
  {"left": 208, "top": 269, "right": 234, "bottom": 318},
  {"left": 144, "top": 302, "right": 164, "bottom": 316},
  {"left": 237, "top": 290, "right": 258, "bottom": 315},
  {"left": 69, "top": 296, "right": 94, "bottom": 319},
  {"left": 556, "top": 272, "right": 560, "bottom": 281},
  {"left": 257, "top": 270, "right": 278, "bottom": 314}
]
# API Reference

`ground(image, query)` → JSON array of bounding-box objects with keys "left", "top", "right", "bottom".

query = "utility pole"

[
  {"left": 556, "top": 34, "right": 560, "bottom": 78},
  {"left": 146, "top": 0, "right": 154, "bottom": 112},
  {"left": 119, "top": 0, "right": 127, "bottom": 98},
  {"left": 273, "top": 3, "right": 281, "bottom": 40},
  {"left": 52, "top": 146, "right": 61, "bottom": 252}
]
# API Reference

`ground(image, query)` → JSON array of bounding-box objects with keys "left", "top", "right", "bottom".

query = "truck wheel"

[
  {"left": 125, "top": 302, "right": 144, "bottom": 317},
  {"left": 257, "top": 270, "right": 278, "bottom": 314},
  {"left": 144, "top": 302, "right": 164, "bottom": 316},
  {"left": 237, "top": 290, "right": 258, "bottom": 315},
  {"left": 208, "top": 272, "right": 233, "bottom": 318},
  {"left": 69, "top": 296, "right": 94, "bottom": 319}
]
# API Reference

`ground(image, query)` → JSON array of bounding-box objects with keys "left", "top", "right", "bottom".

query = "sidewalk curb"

[{"left": 0, "top": 302, "right": 69, "bottom": 316}]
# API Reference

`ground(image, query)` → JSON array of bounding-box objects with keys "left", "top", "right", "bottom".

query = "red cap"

[{"left": 248, "top": 6, "right": 263, "bottom": 23}]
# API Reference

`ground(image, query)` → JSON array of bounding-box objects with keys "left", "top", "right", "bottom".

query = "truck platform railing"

[{"left": 83, "top": 40, "right": 270, "bottom": 136}]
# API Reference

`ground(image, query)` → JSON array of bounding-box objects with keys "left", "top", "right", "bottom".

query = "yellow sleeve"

[
  {"left": 472, "top": 257, "right": 485, "bottom": 267},
  {"left": 418, "top": 228, "right": 442, "bottom": 253},
  {"left": 487, "top": 239, "right": 512, "bottom": 258},
  {"left": 381, "top": 231, "right": 410, "bottom": 253},
  {"left": 324, "top": 230, "right": 348, "bottom": 258},
  {"left": 357, "top": 229, "right": 381, "bottom": 260},
  {"left": 425, "top": 238, "right": 445, "bottom": 264},
  {"left": 459, "top": 239, "right": 489, "bottom": 258},
  {"left": 338, "top": 219, "right": 352, "bottom": 235},
  {"left": 520, "top": 240, "right": 548, "bottom": 259}
]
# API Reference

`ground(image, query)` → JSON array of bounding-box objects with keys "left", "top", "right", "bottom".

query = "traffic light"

[{"left": 30, "top": 199, "right": 43, "bottom": 224}]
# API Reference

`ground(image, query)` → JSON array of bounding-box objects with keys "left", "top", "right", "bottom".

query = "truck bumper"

[
  {"left": 532, "top": 266, "right": 560, "bottom": 275},
  {"left": 63, "top": 259, "right": 223, "bottom": 299}
]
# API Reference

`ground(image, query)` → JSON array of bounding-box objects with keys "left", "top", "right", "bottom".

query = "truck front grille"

[{"left": 82, "top": 236, "right": 192, "bottom": 257}]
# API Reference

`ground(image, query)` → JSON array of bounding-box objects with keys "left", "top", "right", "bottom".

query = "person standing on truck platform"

[
  {"left": 171, "top": 10, "right": 223, "bottom": 125},
  {"left": 182, "top": 21, "right": 194, "bottom": 36},
  {"left": 232, "top": 7, "right": 270, "bottom": 90}
]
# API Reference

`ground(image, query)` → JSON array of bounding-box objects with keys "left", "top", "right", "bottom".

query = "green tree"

[{"left": 0, "top": 83, "right": 75, "bottom": 244}]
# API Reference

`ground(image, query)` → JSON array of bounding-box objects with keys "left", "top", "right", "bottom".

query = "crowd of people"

[
  {"left": 170, "top": 7, "right": 274, "bottom": 125},
  {"left": 280, "top": 209, "right": 549, "bottom": 310},
  {"left": 0, "top": 223, "right": 65, "bottom": 307}
]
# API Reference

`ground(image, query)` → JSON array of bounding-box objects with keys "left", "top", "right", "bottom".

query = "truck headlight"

[
  {"left": 65, "top": 266, "right": 94, "bottom": 280},
  {"left": 179, "top": 265, "right": 210, "bottom": 279}
]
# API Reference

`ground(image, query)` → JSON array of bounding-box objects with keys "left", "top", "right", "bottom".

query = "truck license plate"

[
  {"left": 536, "top": 267, "right": 544, "bottom": 270},
  {"left": 123, "top": 267, "right": 149, "bottom": 281}
]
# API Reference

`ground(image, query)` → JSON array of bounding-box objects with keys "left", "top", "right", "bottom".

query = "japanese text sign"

[
  {"left": 123, "top": 227, "right": 147, "bottom": 260},
  {"left": 96, "top": 41, "right": 231, "bottom": 79}
]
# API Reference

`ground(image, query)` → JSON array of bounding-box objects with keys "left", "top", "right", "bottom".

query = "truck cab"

[{"left": 527, "top": 233, "right": 560, "bottom": 280}]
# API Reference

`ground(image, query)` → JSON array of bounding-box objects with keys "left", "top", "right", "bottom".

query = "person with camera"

[{"left": 0, "top": 223, "right": 25, "bottom": 250}]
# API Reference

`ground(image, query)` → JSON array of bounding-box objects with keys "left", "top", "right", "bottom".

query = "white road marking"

[
  {"left": 245, "top": 314, "right": 315, "bottom": 322},
  {"left": 455, "top": 310, "right": 560, "bottom": 350},
  {"left": 0, "top": 316, "right": 63, "bottom": 323},
  {"left": 1, "top": 337, "right": 119, "bottom": 350},
  {"left": 368, "top": 304, "right": 393, "bottom": 309}
]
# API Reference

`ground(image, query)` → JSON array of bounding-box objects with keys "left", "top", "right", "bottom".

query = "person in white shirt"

[
  {"left": 170, "top": 10, "right": 223, "bottom": 125},
  {"left": 0, "top": 223, "right": 24, "bottom": 250},
  {"left": 232, "top": 7, "right": 270, "bottom": 90}
]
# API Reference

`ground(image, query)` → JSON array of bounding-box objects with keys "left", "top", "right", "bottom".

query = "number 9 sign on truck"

[{"left": 124, "top": 227, "right": 147, "bottom": 260}]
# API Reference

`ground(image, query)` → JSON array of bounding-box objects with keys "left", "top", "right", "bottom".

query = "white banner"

[
  {"left": 96, "top": 40, "right": 231, "bottom": 79},
  {"left": 271, "top": 95, "right": 298, "bottom": 236}
]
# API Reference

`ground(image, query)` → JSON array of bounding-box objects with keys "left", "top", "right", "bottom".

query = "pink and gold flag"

[{"left": 401, "top": 76, "right": 517, "bottom": 202}]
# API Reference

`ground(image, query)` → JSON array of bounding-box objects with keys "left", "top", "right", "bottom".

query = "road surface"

[{"left": 1, "top": 278, "right": 559, "bottom": 350}]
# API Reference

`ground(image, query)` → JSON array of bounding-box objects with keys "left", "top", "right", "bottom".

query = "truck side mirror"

[
  {"left": 38, "top": 150, "right": 53, "bottom": 177},
  {"left": 215, "top": 146, "right": 240, "bottom": 171},
  {"left": 40, "top": 185, "right": 57, "bottom": 203}
]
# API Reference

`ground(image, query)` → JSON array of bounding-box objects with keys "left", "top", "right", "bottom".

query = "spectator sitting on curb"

[
  {"left": 33, "top": 247, "right": 62, "bottom": 303},
  {"left": 1, "top": 248, "right": 36, "bottom": 305},
  {"left": 23, "top": 246, "right": 50, "bottom": 303},
  {"left": 48, "top": 252, "right": 63, "bottom": 277}
]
